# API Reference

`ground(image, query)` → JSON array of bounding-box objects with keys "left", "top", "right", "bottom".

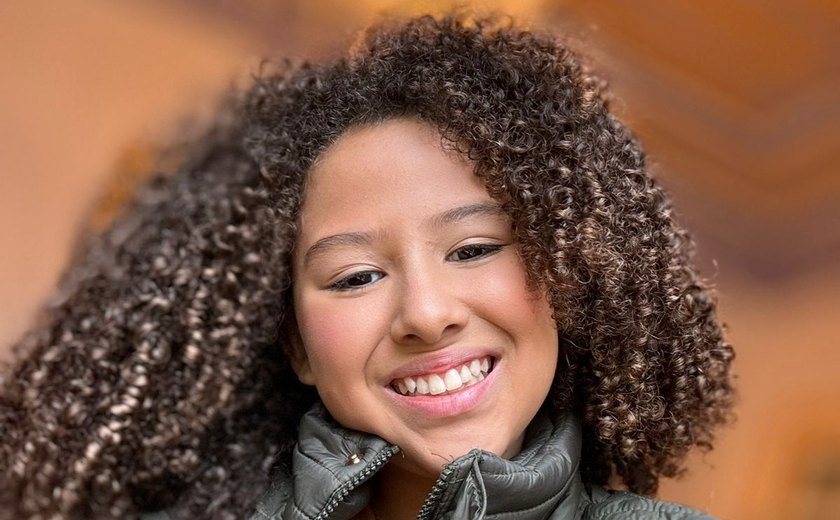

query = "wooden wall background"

[{"left": 2, "top": 1, "right": 839, "bottom": 518}]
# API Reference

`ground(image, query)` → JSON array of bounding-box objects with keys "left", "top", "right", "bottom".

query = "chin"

[{"left": 399, "top": 433, "right": 524, "bottom": 476}]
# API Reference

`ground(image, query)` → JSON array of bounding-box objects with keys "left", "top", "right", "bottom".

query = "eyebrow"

[
  {"left": 303, "top": 201, "right": 506, "bottom": 267},
  {"left": 429, "top": 201, "right": 506, "bottom": 229},
  {"left": 304, "top": 230, "right": 382, "bottom": 267}
]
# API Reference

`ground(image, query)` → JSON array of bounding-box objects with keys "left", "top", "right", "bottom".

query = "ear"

[{"left": 285, "top": 314, "right": 317, "bottom": 386}]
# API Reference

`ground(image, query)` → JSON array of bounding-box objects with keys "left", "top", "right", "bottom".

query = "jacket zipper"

[
  {"left": 313, "top": 446, "right": 399, "bottom": 520},
  {"left": 415, "top": 463, "right": 457, "bottom": 520}
]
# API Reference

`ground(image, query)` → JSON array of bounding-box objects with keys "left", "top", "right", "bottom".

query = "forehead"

[{"left": 295, "top": 118, "right": 496, "bottom": 242}]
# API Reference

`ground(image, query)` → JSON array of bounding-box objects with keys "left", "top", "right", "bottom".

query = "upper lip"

[{"left": 386, "top": 349, "right": 499, "bottom": 382}]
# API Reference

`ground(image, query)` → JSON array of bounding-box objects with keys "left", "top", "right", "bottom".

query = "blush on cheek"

[
  {"left": 298, "top": 315, "right": 347, "bottom": 368},
  {"left": 297, "top": 302, "right": 382, "bottom": 371}
]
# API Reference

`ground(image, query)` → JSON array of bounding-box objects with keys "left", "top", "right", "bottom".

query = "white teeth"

[
  {"left": 393, "top": 356, "right": 494, "bottom": 397},
  {"left": 415, "top": 377, "right": 429, "bottom": 395},
  {"left": 444, "top": 369, "right": 463, "bottom": 391},
  {"left": 428, "top": 374, "right": 446, "bottom": 395}
]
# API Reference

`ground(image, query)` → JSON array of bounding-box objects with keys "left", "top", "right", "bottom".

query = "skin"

[{"left": 290, "top": 118, "right": 559, "bottom": 518}]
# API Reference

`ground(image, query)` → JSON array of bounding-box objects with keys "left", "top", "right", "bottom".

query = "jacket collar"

[
  {"left": 418, "top": 410, "right": 587, "bottom": 519},
  {"left": 255, "top": 403, "right": 587, "bottom": 520}
]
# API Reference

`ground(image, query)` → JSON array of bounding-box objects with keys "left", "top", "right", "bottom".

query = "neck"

[{"left": 369, "top": 461, "right": 437, "bottom": 520}]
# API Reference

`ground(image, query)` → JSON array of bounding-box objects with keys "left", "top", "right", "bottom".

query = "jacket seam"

[
  {"left": 484, "top": 488, "right": 564, "bottom": 518},
  {"left": 290, "top": 500, "right": 315, "bottom": 520}
]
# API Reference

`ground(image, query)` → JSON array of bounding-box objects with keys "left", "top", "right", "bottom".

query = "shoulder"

[{"left": 584, "top": 489, "right": 715, "bottom": 520}]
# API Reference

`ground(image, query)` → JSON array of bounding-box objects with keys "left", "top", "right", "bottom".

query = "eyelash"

[
  {"left": 328, "top": 243, "right": 504, "bottom": 292},
  {"left": 330, "top": 271, "right": 385, "bottom": 291},
  {"left": 445, "top": 243, "right": 502, "bottom": 262}
]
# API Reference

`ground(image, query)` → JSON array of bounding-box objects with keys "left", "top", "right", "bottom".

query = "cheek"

[
  {"left": 474, "top": 254, "right": 551, "bottom": 323},
  {"left": 295, "top": 297, "right": 385, "bottom": 376},
  {"left": 297, "top": 306, "right": 346, "bottom": 359},
  {"left": 470, "top": 254, "right": 558, "bottom": 363}
]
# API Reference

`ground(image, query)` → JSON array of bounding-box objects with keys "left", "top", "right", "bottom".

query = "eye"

[
  {"left": 447, "top": 244, "right": 503, "bottom": 262},
  {"left": 329, "top": 271, "right": 385, "bottom": 291}
]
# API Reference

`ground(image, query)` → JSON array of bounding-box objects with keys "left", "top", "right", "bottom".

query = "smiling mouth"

[{"left": 390, "top": 356, "right": 496, "bottom": 397}]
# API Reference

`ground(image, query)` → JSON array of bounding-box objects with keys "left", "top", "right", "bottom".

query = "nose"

[{"left": 389, "top": 262, "right": 469, "bottom": 346}]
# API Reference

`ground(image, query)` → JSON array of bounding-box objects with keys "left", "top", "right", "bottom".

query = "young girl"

[{"left": 0, "top": 15, "right": 735, "bottom": 520}]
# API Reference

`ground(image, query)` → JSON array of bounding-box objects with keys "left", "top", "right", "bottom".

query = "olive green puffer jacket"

[{"left": 242, "top": 405, "right": 714, "bottom": 520}]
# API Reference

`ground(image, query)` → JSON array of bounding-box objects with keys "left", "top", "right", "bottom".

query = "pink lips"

[
  {"left": 387, "top": 357, "right": 499, "bottom": 418},
  {"left": 391, "top": 356, "right": 493, "bottom": 396}
]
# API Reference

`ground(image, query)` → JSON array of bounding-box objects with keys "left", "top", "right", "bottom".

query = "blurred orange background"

[{"left": 2, "top": 1, "right": 839, "bottom": 518}]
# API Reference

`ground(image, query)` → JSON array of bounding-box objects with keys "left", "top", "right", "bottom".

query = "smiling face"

[{"left": 291, "top": 118, "right": 558, "bottom": 477}]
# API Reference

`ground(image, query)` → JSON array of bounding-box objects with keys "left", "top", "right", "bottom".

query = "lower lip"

[{"left": 387, "top": 363, "right": 498, "bottom": 418}]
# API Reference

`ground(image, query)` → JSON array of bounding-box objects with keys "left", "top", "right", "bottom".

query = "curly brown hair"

[{"left": 0, "top": 14, "right": 734, "bottom": 519}]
